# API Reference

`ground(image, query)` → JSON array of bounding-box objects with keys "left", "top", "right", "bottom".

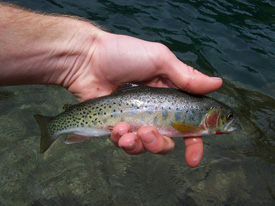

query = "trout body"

[{"left": 34, "top": 84, "right": 237, "bottom": 153}]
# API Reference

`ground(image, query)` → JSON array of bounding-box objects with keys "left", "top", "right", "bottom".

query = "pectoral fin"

[{"left": 172, "top": 122, "right": 203, "bottom": 133}]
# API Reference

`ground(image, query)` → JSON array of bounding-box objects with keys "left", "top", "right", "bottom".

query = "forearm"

[{"left": 0, "top": 4, "right": 100, "bottom": 87}]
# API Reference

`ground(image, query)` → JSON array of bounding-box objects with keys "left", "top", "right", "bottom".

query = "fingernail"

[
  {"left": 123, "top": 142, "right": 137, "bottom": 151},
  {"left": 140, "top": 131, "right": 156, "bottom": 145},
  {"left": 210, "top": 77, "right": 222, "bottom": 81}
]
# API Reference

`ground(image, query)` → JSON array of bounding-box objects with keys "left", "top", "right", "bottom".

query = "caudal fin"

[{"left": 34, "top": 114, "right": 55, "bottom": 153}]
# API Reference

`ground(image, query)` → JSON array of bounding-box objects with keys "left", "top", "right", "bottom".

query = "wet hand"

[
  {"left": 64, "top": 29, "right": 223, "bottom": 168},
  {"left": 111, "top": 123, "right": 174, "bottom": 155},
  {"left": 0, "top": 5, "right": 218, "bottom": 166},
  {"left": 66, "top": 31, "right": 223, "bottom": 102},
  {"left": 111, "top": 122, "right": 203, "bottom": 168}
]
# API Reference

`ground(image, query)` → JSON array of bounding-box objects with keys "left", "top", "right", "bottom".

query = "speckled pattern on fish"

[{"left": 34, "top": 84, "right": 237, "bottom": 153}]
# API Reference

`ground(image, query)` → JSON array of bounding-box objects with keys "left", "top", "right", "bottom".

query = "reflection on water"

[{"left": 0, "top": 0, "right": 275, "bottom": 205}]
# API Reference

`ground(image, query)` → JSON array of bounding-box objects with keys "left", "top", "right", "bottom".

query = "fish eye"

[{"left": 226, "top": 112, "right": 233, "bottom": 120}]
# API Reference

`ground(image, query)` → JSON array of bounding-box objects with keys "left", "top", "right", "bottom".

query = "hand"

[
  {"left": 64, "top": 31, "right": 222, "bottom": 167},
  {"left": 66, "top": 32, "right": 222, "bottom": 101},
  {"left": 111, "top": 124, "right": 203, "bottom": 168},
  {"left": 0, "top": 4, "right": 221, "bottom": 167}
]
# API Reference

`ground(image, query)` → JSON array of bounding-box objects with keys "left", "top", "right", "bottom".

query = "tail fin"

[{"left": 34, "top": 114, "right": 55, "bottom": 153}]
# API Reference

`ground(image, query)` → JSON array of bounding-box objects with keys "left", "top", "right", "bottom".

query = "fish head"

[{"left": 204, "top": 106, "right": 237, "bottom": 135}]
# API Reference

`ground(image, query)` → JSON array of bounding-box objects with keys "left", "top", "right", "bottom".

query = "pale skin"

[{"left": 0, "top": 4, "right": 222, "bottom": 167}]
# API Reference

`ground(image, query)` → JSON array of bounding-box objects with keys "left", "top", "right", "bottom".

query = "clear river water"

[{"left": 0, "top": 0, "right": 274, "bottom": 205}]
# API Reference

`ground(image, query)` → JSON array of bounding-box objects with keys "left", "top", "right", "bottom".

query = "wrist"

[
  {"left": 41, "top": 17, "right": 103, "bottom": 87},
  {"left": 0, "top": 4, "right": 102, "bottom": 87}
]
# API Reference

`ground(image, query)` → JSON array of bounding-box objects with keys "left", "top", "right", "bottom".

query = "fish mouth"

[
  {"left": 224, "top": 118, "right": 238, "bottom": 133},
  {"left": 227, "top": 126, "right": 237, "bottom": 132}
]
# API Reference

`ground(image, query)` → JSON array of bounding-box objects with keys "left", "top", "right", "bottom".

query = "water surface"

[{"left": 0, "top": 0, "right": 274, "bottom": 205}]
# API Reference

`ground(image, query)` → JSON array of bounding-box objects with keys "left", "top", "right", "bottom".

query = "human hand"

[
  {"left": 63, "top": 30, "right": 222, "bottom": 167},
  {"left": 0, "top": 5, "right": 221, "bottom": 167},
  {"left": 111, "top": 123, "right": 175, "bottom": 155},
  {"left": 111, "top": 123, "right": 203, "bottom": 168},
  {"left": 66, "top": 31, "right": 222, "bottom": 102}
]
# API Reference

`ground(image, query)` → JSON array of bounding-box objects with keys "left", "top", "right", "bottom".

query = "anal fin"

[{"left": 65, "top": 135, "right": 92, "bottom": 144}]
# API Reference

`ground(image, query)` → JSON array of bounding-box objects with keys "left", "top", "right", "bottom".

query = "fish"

[{"left": 34, "top": 83, "right": 237, "bottom": 153}]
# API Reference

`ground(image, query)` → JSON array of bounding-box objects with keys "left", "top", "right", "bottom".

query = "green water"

[{"left": 0, "top": 0, "right": 274, "bottom": 205}]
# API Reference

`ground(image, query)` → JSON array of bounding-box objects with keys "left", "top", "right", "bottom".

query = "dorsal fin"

[{"left": 112, "top": 83, "right": 148, "bottom": 93}]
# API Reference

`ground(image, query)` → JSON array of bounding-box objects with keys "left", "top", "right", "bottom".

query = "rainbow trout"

[{"left": 34, "top": 84, "right": 237, "bottom": 153}]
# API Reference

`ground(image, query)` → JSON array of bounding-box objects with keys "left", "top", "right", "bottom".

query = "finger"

[
  {"left": 118, "top": 133, "right": 146, "bottom": 155},
  {"left": 175, "top": 63, "right": 222, "bottom": 94},
  {"left": 138, "top": 126, "right": 175, "bottom": 154},
  {"left": 162, "top": 52, "right": 223, "bottom": 94},
  {"left": 184, "top": 136, "right": 204, "bottom": 168},
  {"left": 110, "top": 122, "right": 130, "bottom": 144}
]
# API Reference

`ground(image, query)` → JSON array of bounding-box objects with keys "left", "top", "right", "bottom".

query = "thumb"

[{"left": 163, "top": 54, "right": 223, "bottom": 94}]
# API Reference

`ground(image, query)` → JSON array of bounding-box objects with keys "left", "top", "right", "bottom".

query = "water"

[{"left": 0, "top": 0, "right": 274, "bottom": 205}]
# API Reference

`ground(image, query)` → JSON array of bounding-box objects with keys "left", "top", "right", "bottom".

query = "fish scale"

[{"left": 34, "top": 84, "right": 237, "bottom": 153}]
